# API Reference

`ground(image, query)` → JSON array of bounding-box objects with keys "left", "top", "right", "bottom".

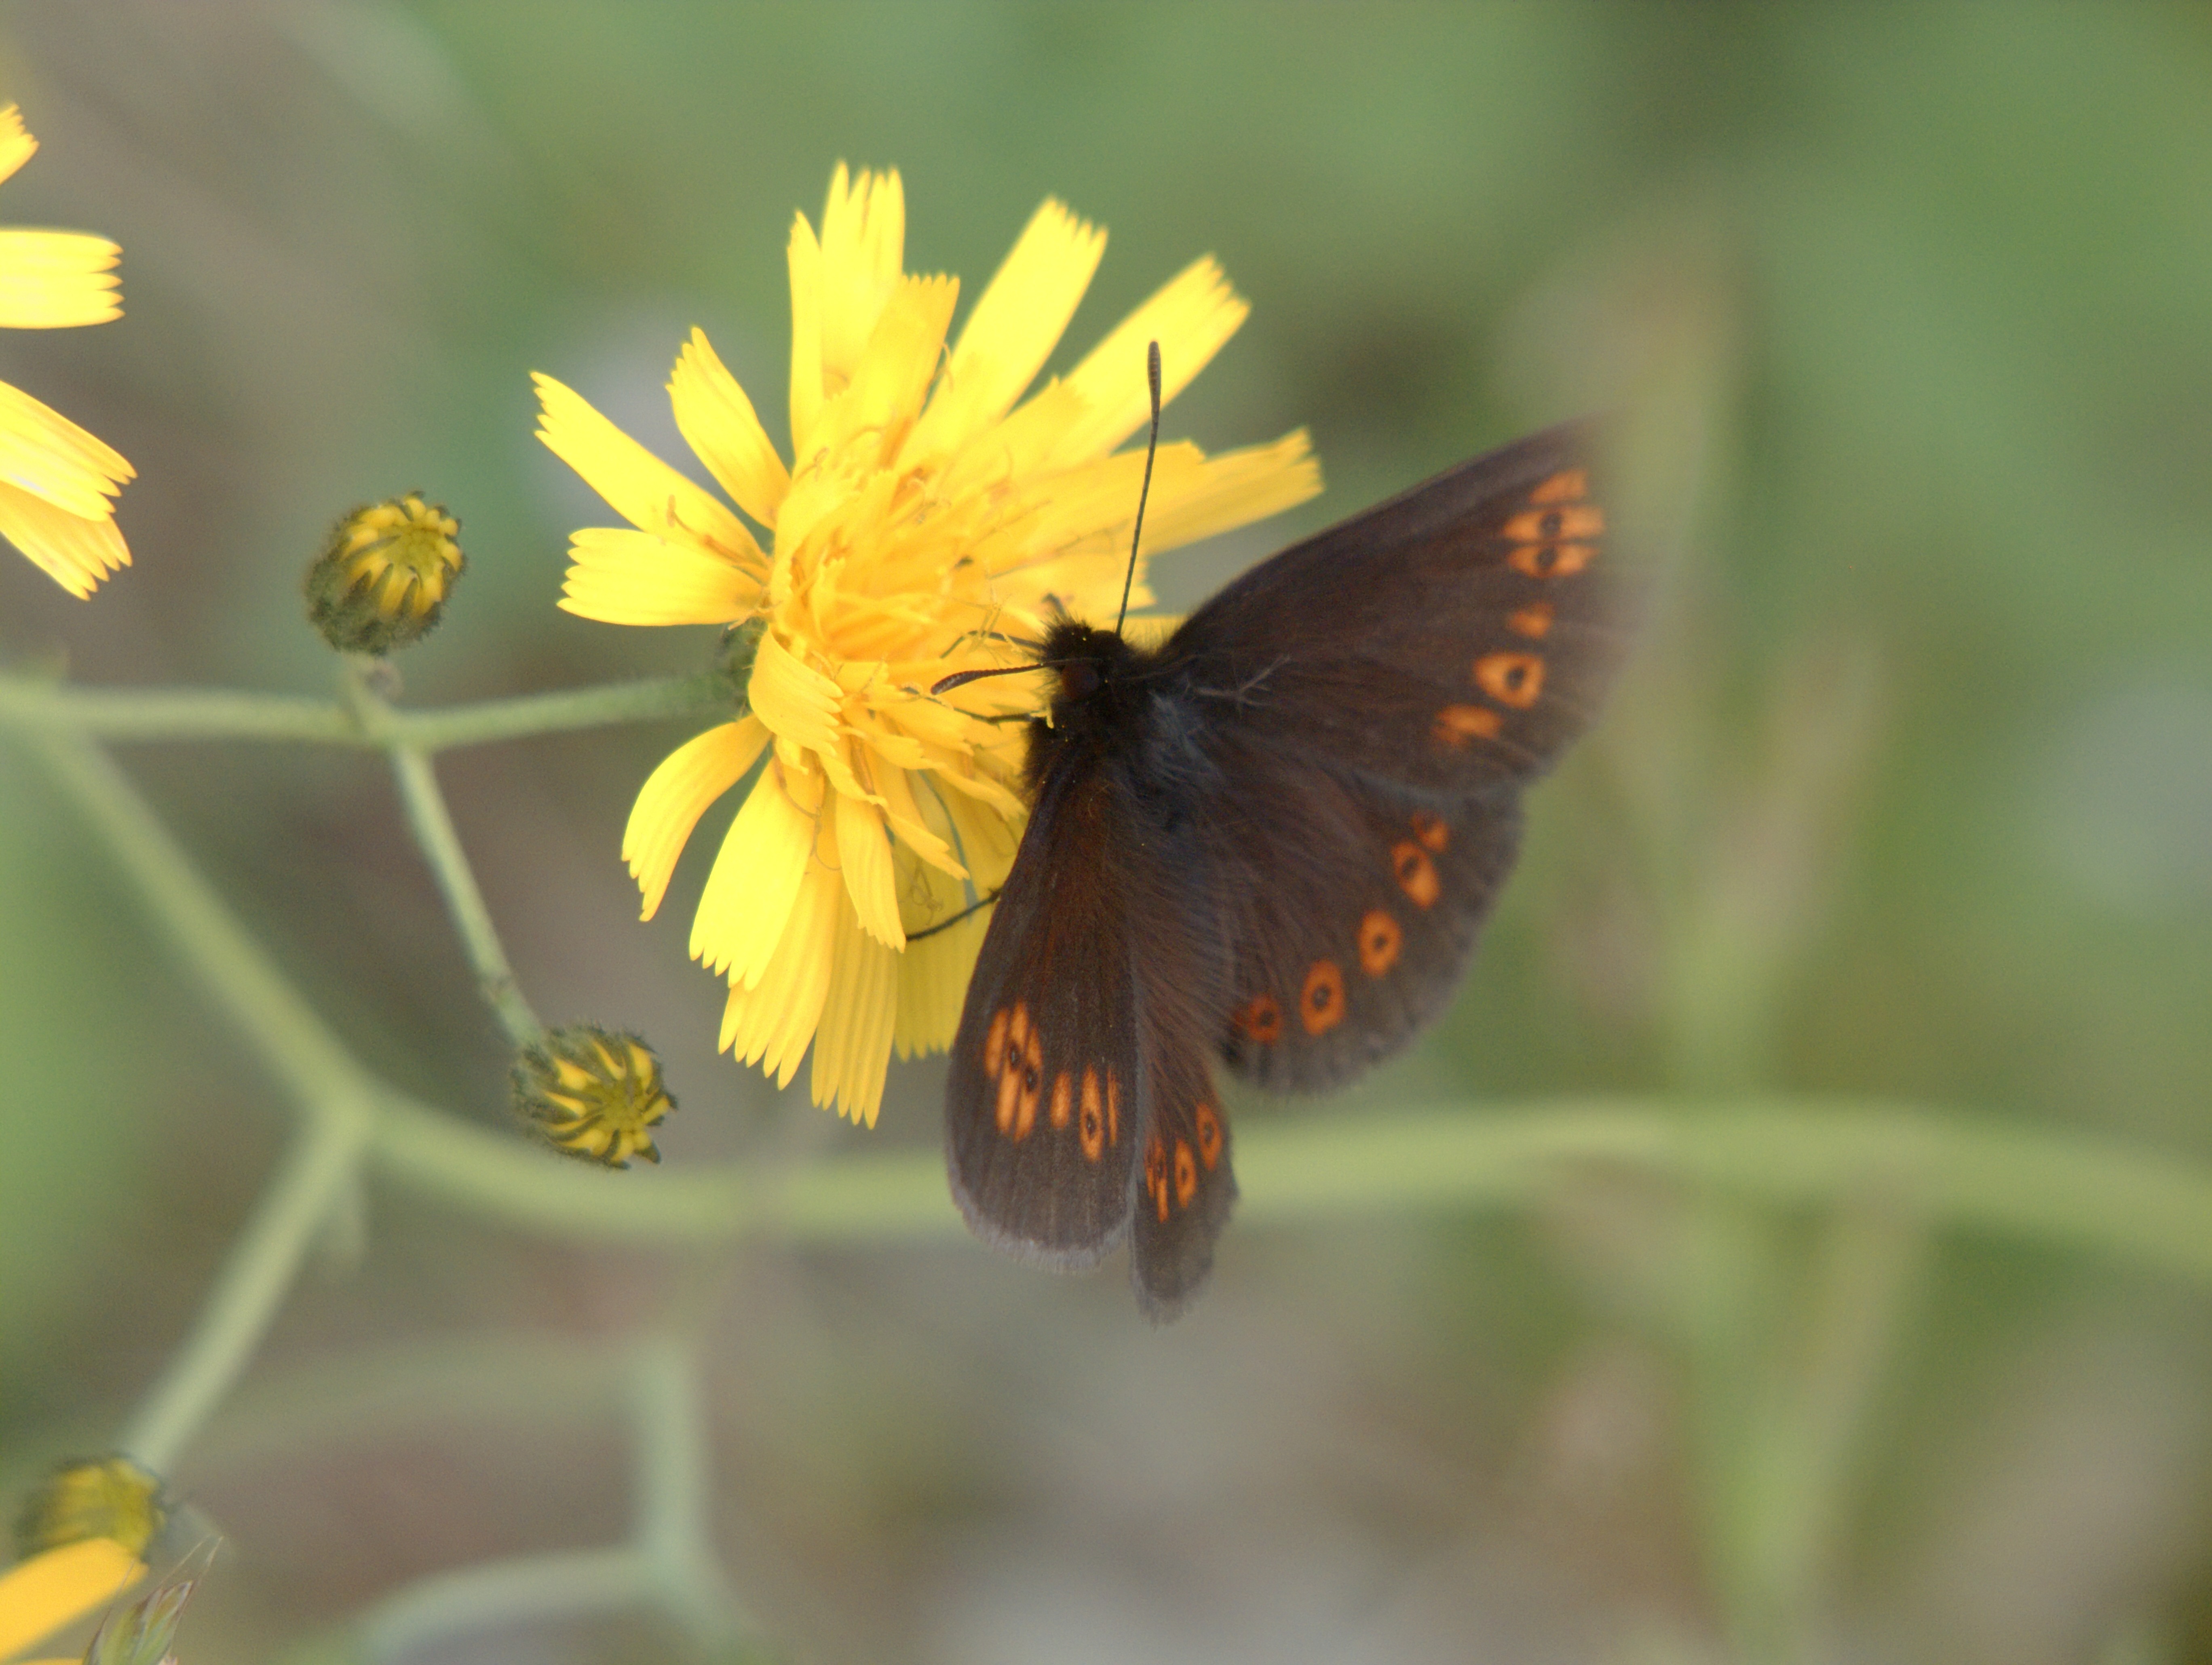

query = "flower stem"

[
  {"left": 365, "top": 1089, "right": 2212, "bottom": 1290},
  {"left": 120, "top": 1111, "right": 370, "bottom": 1471},
  {"left": 628, "top": 1337, "right": 749, "bottom": 1646},
  {"left": 388, "top": 746, "right": 542, "bottom": 1047},
  {"left": 354, "top": 1548, "right": 655, "bottom": 1661},
  {"left": 0, "top": 667, "right": 728, "bottom": 752},
  {"left": 13, "top": 726, "right": 383, "bottom": 1468}
]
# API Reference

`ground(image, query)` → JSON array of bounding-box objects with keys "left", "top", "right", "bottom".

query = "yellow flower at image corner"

[
  {"left": 0, "top": 105, "right": 135, "bottom": 597},
  {"left": 0, "top": 1539, "right": 144, "bottom": 1665},
  {"left": 536, "top": 164, "right": 1321, "bottom": 1125}
]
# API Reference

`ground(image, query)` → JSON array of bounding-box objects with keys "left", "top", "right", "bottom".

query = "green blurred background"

[{"left": 4, "top": 4, "right": 2212, "bottom": 1661}]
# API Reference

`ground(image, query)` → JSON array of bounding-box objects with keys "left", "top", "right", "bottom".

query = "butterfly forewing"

[{"left": 946, "top": 767, "right": 1146, "bottom": 1263}]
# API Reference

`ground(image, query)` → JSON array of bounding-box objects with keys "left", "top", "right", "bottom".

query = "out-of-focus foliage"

[{"left": 2, "top": 6, "right": 2209, "bottom": 1662}]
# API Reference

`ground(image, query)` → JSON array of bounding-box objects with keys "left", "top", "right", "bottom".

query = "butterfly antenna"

[{"left": 1112, "top": 340, "right": 1163, "bottom": 636}]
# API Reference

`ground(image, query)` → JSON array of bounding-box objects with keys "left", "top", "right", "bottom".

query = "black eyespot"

[{"left": 1058, "top": 661, "right": 1102, "bottom": 701}]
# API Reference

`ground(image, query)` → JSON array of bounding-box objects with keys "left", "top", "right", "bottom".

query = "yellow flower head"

[
  {"left": 0, "top": 105, "right": 135, "bottom": 598},
  {"left": 536, "top": 165, "right": 1320, "bottom": 1125}
]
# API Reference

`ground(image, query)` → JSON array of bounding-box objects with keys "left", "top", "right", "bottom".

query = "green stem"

[
  {"left": 0, "top": 669, "right": 728, "bottom": 752},
  {"left": 15, "top": 726, "right": 384, "bottom": 1469},
  {"left": 628, "top": 1338, "right": 748, "bottom": 1646},
  {"left": 355, "top": 1548, "right": 654, "bottom": 1661},
  {"left": 367, "top": 1090, "right": 2212, "bottom": 1289},
  {"left": 120, "top": 1111, "right": 370, "bottom": 1471},
  {"left": 388, "top": 746, "right": 542, "bottom": 1046},
  {"left": 15, "top": 727, "right": 365, "bottom": 1103}
]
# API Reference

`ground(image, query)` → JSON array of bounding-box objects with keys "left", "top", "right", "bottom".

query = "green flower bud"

[
  {"left": 513, "top": 1026, "right": 675, "bottom": 1168},
  {"left": 306, "top": 493, "right": 463, "bottom": 654}
]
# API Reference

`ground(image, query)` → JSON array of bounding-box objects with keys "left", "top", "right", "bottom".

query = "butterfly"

[{"left": 943, "top": 415, "right": 1621, "bottom": 1319}]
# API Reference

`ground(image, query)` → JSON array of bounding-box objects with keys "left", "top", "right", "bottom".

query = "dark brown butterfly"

[{"left": 944, "top": 416, "right": 1621, "bottom": 1318}]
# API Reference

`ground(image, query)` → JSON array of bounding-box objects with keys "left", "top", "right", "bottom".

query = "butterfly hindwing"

[{"left": 1162, "top": 420, "right": 1621, "bottom": 1090}]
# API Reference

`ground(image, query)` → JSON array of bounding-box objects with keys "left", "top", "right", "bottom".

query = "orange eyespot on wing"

[
  {"left": 1508, "top": 541, "right": 1596, "bottom": 579},
  {"left": 1391, "top": 839, "right": 1441, "bottom": 908},
  {"left": 1173, "top": 1139, "right": 1199, "bottom": 1207},
  {"left": 1079, "top": 1066, "right": 1106, "bottom": 1162},
  {"left": 1529, "top": 468, "right": 1587, "bottom": 504},
  {"left": 1409, "top": 811, "right": 1450, "bottom": 853},
  {"left": 1050, "top": 1070, "right": 1072, "bottom": 1130},
  {"left": 1300, "top": 959, "right": 1346, "bottom": 1035},
  {"left": 1473, "top": 651, "right": 1545, "bottom": 709},
  {"left": 1195, "top": 1103, "right": 1222, "bottom": 1170},
  {"left": 1233, "top": 992, "right": 1284, "bottom": 1043},
  {"left": 1358, "top": 908, "right": 1403, "bottom": 976}
]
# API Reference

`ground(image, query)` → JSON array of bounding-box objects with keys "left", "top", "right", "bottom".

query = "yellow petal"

[
  {"left": 0, "top": 477, "right": 128, "bottom": 596},
  {"left": 816, "top": 164, "right": 905, "bottom": 389},
  {"left": 1047, "top": 256, "right": 1249, "bottom": 466},
  {"left": 0, "top": 379, "right": 133, "bottom": 519},
  {"left": 0, "top": 105, "right": 35, "bottom": 188},
  {"left": 938, "top": 776, "right": 1023, "bottom": 893},
  {"left": 558, "top": 527, "right": 761, "bottom": 625},
  {"left": 719, "top": 840, "right": 839, "bottom": 1086},
  {"left": 669, "top": 329, "right": 789, "bottom": 526},
  {"left": 903, "top": 197, "right": 1105, "bottom": 466},
  {"left": 812, "top": 274, "right": 957, "bottom": 466},
  {"left": 895, "top": 902, "right": 991, "bottom": 1059},
  {"left": 812, "top": 894, "right": 898, "bottom": 1125},
  {"left": 834, "top": 782, "right": 903, "bottom": 948},
  {"left": 0, "top": 231, "right": 121, "bottom": 327},
  {"left": 532, "top": 373, "right": 761, "bottom": 567},
  {"left": 785, "top": 210, "right": 826, "bottom": 463},
  {"left": 874, "top": 760, "right": 963, "bottom": 877},
  {"left": 749, "top": 628, "right": 844, "bottom": 757},
  {"left": 0, "top": 1539, "right": 145, "bottom": 1659},
  {"left": 691, "top": 761, "right": 816, "bottom": 984},
  {"left": 622, "top": 717, "right": 770, "bottom": 919},
  {"left": 1134, "top": 428, "right": 1321, "bottom": 552}
]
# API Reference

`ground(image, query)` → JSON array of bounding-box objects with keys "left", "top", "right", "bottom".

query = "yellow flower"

[
  {"left": 537, "top": 165, "right": 1320, "bottom": 1125},
  {"left": 0, "top": 1539, "right": 144, "bottom": 1665},
  {"left": 0, "top": 106, "right": 134, "bottom": 597}
]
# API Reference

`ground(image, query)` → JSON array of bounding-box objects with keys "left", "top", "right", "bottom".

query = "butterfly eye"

[{"left": 1058, "top": 661, "right": 1102, "bottom": 701}]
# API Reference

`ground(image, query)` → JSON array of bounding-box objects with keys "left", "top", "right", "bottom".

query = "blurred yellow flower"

[
  {"left": 0, "top": 105, "right": 134, "bottom": 598},
  {"left": 0, "top": 1538, "right": 144, "bottom": 1665},
  {"left": 537, "top": 164, "right": 1319, "bottom": 1125}
]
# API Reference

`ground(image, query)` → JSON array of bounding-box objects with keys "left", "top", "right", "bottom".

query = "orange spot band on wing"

[
  {"left": 1529, "top": 469, "right": 1587, "bottom": 504},
  {"left": 1410, "top": 811, "right": 1449, "bottom": 853},
  {"left": 1173, "top": 1139, "right": 1198, "bottom": 1206},
  {"left": 1050, "top": 1070, "right": 1072, "bottom": 1130}
]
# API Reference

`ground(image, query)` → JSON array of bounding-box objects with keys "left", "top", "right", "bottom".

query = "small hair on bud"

[
  {"left": 306, "top": 493, "right": 464, "bottom": 655},
  {"left": 15, "top": 1455, "right": 167, "bottom": 1558},
  {"left": 512, "top": 1025, "right": 675, "bottom": 1168}
]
